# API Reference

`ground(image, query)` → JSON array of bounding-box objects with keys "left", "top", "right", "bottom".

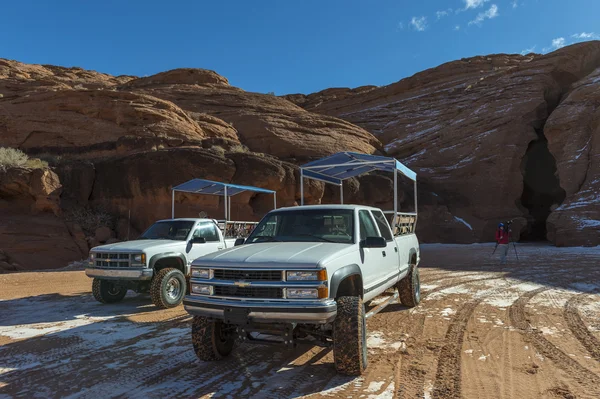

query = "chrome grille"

[
  {"left": 213, "top": 269, "right": 283, "bottom": 282},
  {"left": 94, "top": 253, "right": 131, "bottom": 268}
]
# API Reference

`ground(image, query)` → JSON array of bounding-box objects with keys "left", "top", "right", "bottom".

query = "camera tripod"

[{"left": 492, "top": 235, "right": 519, "bottom": 262}]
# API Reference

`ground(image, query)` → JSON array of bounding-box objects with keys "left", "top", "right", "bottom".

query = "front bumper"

[
  {"left": 85, "top": 267, "right": 153, "bottom": 281},
  {"left": 183, "top": 295, "right": 337, "bottom": 324}
]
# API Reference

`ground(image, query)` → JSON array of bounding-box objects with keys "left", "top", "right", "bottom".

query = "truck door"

[
  {"left": 358, "top": 210, "right": 388, "bottom": 289},
  {"left": 187, "top": 222, "right": 223, "bottom": 263},
  {"left": 370, "top": 210, "right": 402, "bottom": 283}
]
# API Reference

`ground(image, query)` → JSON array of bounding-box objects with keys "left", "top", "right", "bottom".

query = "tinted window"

[
  {"left": 193, "top": 223, "right": 220, "bottom": 242},
  {"left": 140, "top": 221, "right": 194, "bottom": 241},
  {"left": 372, "top": 211, "right": 393, "bottom": 241},
  {"left": 358, "top": 210, "right": 379, "bottom": 240},
  {"left": 246, "top": 209, "right": 354, "bottom": 244}
]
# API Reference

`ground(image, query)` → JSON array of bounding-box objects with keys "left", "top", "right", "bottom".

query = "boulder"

[
  {"left": 0, "top": 166, "right": 61, "bottom": 215},
  {"left": 545, "top": 66, "right": 600, "bottom": 246}
]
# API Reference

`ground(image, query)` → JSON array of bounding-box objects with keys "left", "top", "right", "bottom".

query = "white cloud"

[
  {"left": 454, "top": 25, "right": 461, "bottom": 31},
  {"left": 520, "top": 46, "right": 536, "bottom": 55},
  {"left": 436, "top": 8, "right": 453, "bottom": 20},
  {"left": 572, "top": 32, "right": 600, "bottom": 40},
  {"left": 512, "top": 0, "right": 518, "bottom": 8},
  {"left": 397, "top": 22, "right": 405, "bottom": 30},
  {"left": 542, "top": 37, "right": 567, "bottom": 53},
  {"left": 552, "top": 37, "right": 566, "bottom": 49},
  {"left": 468, "top": 4, "right": 499, "bottom": 26},
  {"left": 410, "top": 16, "right": 428, "bottom": 32},
  {"left": 464, "top": 0, "right": 489, "bottom": 9}
]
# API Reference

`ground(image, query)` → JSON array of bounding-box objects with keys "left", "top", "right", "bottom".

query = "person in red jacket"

[{"left": 495, "top": 223, "right": 510, "bottom": 264}]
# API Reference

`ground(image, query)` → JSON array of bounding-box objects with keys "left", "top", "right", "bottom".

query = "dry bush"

[{"left": 64, "top": 206, "right": 115, "bottom": 236}]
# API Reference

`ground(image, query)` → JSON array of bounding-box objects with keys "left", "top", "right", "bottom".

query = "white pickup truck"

[
  {"left": 183, "top": 204, "right": 420, "bottom": 375},
  {"left": 86, "top": 178, "right": 276, "bottom": 309},
  {"left": 86, "top": 218, "right": 242, "bottom": 308}
]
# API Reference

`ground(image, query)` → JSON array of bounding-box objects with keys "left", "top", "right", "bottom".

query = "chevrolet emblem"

[{"left": 234, "top": 281, "right": 250, "bottom": 287}]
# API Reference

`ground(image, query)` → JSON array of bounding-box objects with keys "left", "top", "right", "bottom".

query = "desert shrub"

[
  {"left": 209, "top": 145, "right": 226, "bottom": 157},
  {"left": 229, "top": 144, "right": 249, "bottom": 153},
  {"left": 64, "top": 206, "right": 115, "bottom": 236},
  {"left": 0, "top": 147, "right": 29, "bottom": 170}
]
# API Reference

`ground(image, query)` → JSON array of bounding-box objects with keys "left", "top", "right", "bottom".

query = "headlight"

[
  {"left": 132, "top": 254, "right": 146, "bottom": 265},
  {"left": 286, "top": 270, "right": 327, "bottom": 281},
  {"left": 88, "top": 253, "right": 95, "bottom": 265},
  {"left": 191, "top": 284, "right": 213, "bottom": 295},
  {"left": 286, "top": 288, "right": 319, "bottom": 299},
  {"left": 191, "top": 269, "right": 212, "bottom": 279}
]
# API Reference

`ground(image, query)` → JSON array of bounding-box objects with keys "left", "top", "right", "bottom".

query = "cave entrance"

[{"left": 519, "top": 129, "right": 566, "bottom": 241}]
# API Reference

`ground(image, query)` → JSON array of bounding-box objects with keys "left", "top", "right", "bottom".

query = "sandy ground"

[{"left": 0, "top": 243, "right": 599, "bottom": 399}]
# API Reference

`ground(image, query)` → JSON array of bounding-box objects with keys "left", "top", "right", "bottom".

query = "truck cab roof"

[{"left": 269, "top": 204, "right": 384, "bottom": 212}]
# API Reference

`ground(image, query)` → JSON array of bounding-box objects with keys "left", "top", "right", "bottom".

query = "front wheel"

[
  {"left": 191, "top": 316, "right": 236, "bottom": 361},
  {"left": 333, "top": 296, "right": 368, "bottom": 375},
  {"left": 150, "top": 268, "right": 186, "bottom": 309},
  {"left": 397, "top": 264, "right": 420, "bottom": 308},
  {"left": 92, "top": 278, "right": 127, "bottom": 304}
]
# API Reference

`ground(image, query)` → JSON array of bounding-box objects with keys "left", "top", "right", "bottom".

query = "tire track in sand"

[
  {"left": 431, "top": 300, "right": 482, "bottom": 399},
  {"left": 564, "top": 294, "right": 600, "bottom": 363},
  {"left": 509, "top": 287, "right": 600, "bottom": 395}
]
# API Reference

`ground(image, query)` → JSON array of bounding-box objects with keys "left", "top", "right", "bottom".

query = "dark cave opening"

[{"left": 519, "top": 129, "right": 566, "bottom": 241}]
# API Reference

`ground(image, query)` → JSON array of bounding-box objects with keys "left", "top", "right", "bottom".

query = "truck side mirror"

[
  {"left": 361, "top": 236, "right": 386, "bottom": 248},
  {"left": 234, "top": 238, "right": 245, "bottom": 246},
  {"left": 190, "top": 236, "right": 206, "bottom": 244}
]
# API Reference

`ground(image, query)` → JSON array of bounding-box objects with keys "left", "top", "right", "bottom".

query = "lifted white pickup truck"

[
  {"left": 86, "top": 218, "right": 239, "bottom": 308},
  {"left": 183, "top": 152, "right": 420, "bottom": 375},
  {"left": 85, "top": 179, "right": 277, "bottom": 309}
]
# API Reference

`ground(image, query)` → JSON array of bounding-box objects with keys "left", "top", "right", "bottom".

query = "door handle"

[
  {"left": 382, "top": 251, "right": 386, "bottom": 257},
  {"left": 218, "top": 247, "right": 223, "bottom": 250},
  {"left": 394, "top": 247, "right": 398, "bottom": 252}
]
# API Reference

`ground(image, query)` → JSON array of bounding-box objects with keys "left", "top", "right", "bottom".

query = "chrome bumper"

[
  {"left": 183, "top": 296, "right": 337, "bottom": 324},
  {"left": 85, "top": 267, "right": 153, "bottom": 281}
]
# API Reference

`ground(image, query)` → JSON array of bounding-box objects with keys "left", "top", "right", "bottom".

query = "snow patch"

[
  {"left": 454, "top": 216, "right": 473, "bottom": 230},
  {"left": 441, "top": 308, "right": 456, "bottom": 317},
  {"left": 367, "top": 381, "right": 385, "bottom": 393},
  {"left": 368, "top": 382, "right": 395, "bottom": 399}
]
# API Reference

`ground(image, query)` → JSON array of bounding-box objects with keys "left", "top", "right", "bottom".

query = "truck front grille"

[
  {"left": 94, "top": 253, "right": 131, "bottom": 268},
  {"left": 213, "top": 269, "right": 283, "bottom": 282},
  {"left": 214, "top": 286, "right": 283, "bottom": 299}
]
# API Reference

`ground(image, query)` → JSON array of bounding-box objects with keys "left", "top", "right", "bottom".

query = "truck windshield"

[
  {"left": 246, "top": 209, "right": 354, "bottom": 244},
  {"left": 139, "top": 221, "right": 195, "bottom": 241}
]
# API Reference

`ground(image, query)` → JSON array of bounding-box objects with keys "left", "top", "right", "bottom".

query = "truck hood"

[
  {"left": 193, "top": 241, "right": 354, "bottom": 268},
  {"left": 91, "top": 239, "right": 183, "bottom": 252}
]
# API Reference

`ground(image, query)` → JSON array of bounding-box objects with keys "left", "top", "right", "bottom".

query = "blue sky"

[{"left": 1, "top": 0, "right": 598, "bottom": 94}]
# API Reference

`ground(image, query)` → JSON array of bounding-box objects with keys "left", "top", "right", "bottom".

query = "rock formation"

[
  {"left": 1, "top": 41, "right": 600, "bottom": 270},
  {"left": 287, "top": 41, "right": 600, "bottom": 245}
]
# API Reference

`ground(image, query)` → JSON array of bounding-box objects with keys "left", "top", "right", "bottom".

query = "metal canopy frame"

[
  {"left": 171, "top": 179, "right": 276, "bottom": 221},
  {"left": 300, "top": 151, "right": 418, "bottom": 230}
]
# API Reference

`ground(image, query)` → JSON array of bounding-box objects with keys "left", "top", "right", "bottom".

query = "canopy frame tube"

[{"left": 171, "top": 179, "right": 277, "bottom": 222}]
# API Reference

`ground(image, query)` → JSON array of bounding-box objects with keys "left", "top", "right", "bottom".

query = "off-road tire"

[
  {"left": 333, "top": 296, "right": 368, "bottom": 375},
  {"left": 92, "top": 278, "right": 127, "bottom": 304},
  {"left": 150, "top": 268, "right": 186, "bottom": 309},
  {"left": 191, "top": 316, "right": 236, "bottom": 361},
  {"left": 398, "top": 264, "right": 420, "bottom": 308}
]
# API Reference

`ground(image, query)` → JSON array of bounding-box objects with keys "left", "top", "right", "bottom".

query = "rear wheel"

[
  {"left": 191, "top": 316, "right": 236, "bottom": 361},
  {"left": 92, "top": 278, "right": 127, "bottom": 304},
  {"left": 398, "top": 264, "right": 420, "bottom": 308},
  {"left": 333, "top": 296, "right": 368, "bottom": 375},
  {"left": 150, "top": 268, "right": 186, "bottom": 309}
]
